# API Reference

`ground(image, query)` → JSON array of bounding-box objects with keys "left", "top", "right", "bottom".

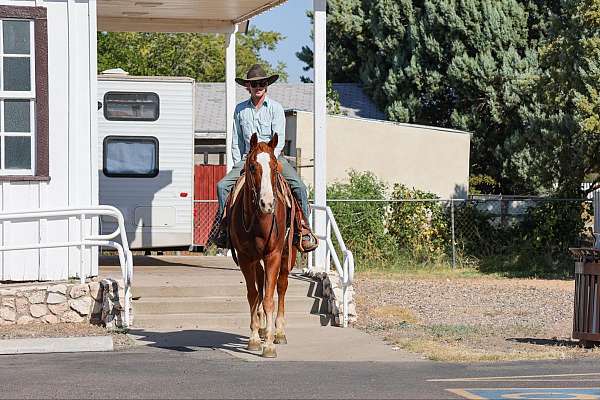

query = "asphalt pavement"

[{"left": 2, "top": 345, "right": 600, "bottom": 399}]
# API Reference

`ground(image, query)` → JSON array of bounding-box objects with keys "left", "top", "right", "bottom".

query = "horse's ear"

[
  {"left": 250, "top": 133, "right": 258, "bottom": 149},
  {"left": 268, "top": 133, "right": 278, "bottom": 151}
]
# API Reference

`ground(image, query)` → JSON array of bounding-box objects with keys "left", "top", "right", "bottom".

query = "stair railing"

[
  {"left": 0, "top": 205, "right": 133, "bottom": 327},
  {"left": 307, "top": 205, "right": 355, "bottom": 327}
]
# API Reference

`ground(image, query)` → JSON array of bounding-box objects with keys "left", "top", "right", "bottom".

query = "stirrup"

[{"left": 296, "top": 229, "right": 318, "bottom": 253}]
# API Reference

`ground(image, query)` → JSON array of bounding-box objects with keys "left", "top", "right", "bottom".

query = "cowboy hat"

[{"left": 235, "top": 64, "right": 279, "bottom": 86}]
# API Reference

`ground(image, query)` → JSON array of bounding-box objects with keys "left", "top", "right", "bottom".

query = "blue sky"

[{"left": 251, "top": 1, "right": 313, "bottom": 83}]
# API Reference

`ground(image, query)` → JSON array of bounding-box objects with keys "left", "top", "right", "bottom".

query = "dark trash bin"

[{"left": 570, "top": 248, "right": 600, "bottom": 345}]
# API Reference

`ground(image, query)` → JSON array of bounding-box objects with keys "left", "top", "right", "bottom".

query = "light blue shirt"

[{"left": 231, "top": 96, "right": 285, "bottom": 165}]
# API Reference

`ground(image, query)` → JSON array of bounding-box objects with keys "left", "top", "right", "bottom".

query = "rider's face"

[{"left": 247, "top": 80, "right": 268, "bottom": 99}]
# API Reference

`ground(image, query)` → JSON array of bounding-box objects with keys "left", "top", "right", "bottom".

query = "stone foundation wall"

[{"left": 0, "top": 278, "right": 130, "bottom": 328}]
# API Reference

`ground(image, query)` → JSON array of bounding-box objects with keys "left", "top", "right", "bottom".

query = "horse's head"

[{"left": 245, "top": 133, "right": 280, "bottom": 214}]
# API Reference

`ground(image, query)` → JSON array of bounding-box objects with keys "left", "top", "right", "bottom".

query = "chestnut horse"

[{"left": 228, "top": 133, "right": 296, "bottom": 358}]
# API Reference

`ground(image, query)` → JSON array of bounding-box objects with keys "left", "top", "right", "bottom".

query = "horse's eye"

[{"left": 249, "top": 164, "right": 256, "bottom": 172}]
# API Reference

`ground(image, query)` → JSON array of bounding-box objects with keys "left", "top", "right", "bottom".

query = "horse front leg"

[
  {"left": 256, "top": 261, "right": 267, "bottom": 339},
  {"left": 274, "top": 259, "right": 289, "bottom": 345},
  {"left": 240, "top": 260, "right": 261, "bottom": 352},
  {"left": 261, "top": 253, "right": 281, "bottom": 358}
]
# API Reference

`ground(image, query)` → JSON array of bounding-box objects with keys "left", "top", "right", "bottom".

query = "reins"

[{"left": 234, "top": 148, "right": 295, "bottom": 273}]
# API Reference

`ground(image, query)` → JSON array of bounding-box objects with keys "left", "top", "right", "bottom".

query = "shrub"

[
  {"left": 326, "top": 171, "right": 396, "bottom": 266},
  {"left": 388, "top": 184, "right": 450, "bottom": 263}
]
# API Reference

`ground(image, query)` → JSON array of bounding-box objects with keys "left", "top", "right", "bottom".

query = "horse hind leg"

[{"left": 274, "top": 253, "right": 290, "bottom": 345}]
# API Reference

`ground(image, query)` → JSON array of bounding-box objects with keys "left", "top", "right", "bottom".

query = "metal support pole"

[
  {"left": 451, "top": 199, "right": 456, "bottom": 269},
  {"left": 225, "top": 25, "right": 238, "bottom": 172},
  {"left": 313, "top": 0, "right": 327, "bottom": 272}
]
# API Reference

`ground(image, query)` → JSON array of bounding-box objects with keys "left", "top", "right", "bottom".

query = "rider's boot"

[
  {"left": 213, "top": 217, "right": 229, "bottom": 249},
  {"left": 294, "top": 219, "right": 319, "bottom": 253}
]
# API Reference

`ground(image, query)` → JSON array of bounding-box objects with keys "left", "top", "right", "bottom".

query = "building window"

[
  {"left": 0, "top": 7, "right": 48, "bottom": 180},
  {"left": 103, "top": 92, "right": 160, "bottom": 121},
  {"left": 0, "top": 19, "right": 34, "bottom": 175},
  {"left": 103, "top": 136, "right": 159, "bottom": 178}
]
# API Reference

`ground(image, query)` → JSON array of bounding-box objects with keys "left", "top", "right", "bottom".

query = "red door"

[{"left": 194, "top": 164, "right": 227, "bottom": 246}]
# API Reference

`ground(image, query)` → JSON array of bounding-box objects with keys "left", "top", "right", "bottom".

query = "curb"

[{"left": 0, "top": 336, "right": 114, "bottom": 355}]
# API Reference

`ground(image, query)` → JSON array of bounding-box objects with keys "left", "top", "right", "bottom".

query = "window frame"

[
  {"left": 0, "top": 6, "right": 48, "bottom": 181},
  {"left": 103, "top": 91, "right": 160, "bottom": 122},
  {"left": 102, "top": 135, "right": 160, "bottom": 178}
]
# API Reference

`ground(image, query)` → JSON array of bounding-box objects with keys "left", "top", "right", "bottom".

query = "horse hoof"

[
  {"left": 247, "top": 340, "right": 262, "bottom": 352},
  {"left": 258, "top": 328, "right": 267, "bottom": 339},
  {"left": 274, "top": 335, "right": 287, "bottom": 345},
  {"left": 261, "top": 346, "right": 277, "bottom": 358}
]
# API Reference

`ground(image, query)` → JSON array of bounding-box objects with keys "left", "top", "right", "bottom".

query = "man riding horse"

[{"left": 213, "top": 64, "right": 318, "bottom": 252}]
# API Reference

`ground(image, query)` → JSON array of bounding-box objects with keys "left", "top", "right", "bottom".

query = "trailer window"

[
  {"left": 103, "top": 136, "right": 159, "bottom": 178},
  {"left": 104, "top": 92, "right": 160, "bottom": 121}
]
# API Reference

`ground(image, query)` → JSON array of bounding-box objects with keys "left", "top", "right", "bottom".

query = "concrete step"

[
  {"left": 131, "top": 284, "right": 316, "bottom": 299},
  {"left": 132, "top": 311, "right": 332, "bottom": 330},
  {"left": 133, "top": 296, "right": 326, "bottom": 315}
]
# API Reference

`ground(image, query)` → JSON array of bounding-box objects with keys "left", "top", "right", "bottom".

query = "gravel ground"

[{"left": 353, "top": 274, "right": 600, "bottom": 361}]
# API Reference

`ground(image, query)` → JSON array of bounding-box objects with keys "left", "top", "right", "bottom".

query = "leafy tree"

[
  {"left": 97, "top": 27, "right": 288, "bottom": 82},
  {"left": 521, "top": 0, "right": 600, "bottom": 195},
  {"left": 296, "top": 1, "right": 364, "bottom": 83}
]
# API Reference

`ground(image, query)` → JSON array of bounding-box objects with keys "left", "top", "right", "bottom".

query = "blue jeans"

[{"left": 217, "top": 157, "right": 309, "bottom": 220}]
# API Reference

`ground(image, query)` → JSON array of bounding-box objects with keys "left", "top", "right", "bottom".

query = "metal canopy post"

[
  {"left": 225, "top": 24, "right": 238, "bottom": 172},
  {"left": 313, "top": 0, "right": 327, "bottom": 272}
]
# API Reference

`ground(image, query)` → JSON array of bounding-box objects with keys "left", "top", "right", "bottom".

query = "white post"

[
  {"left": 225, "top": 25, "right": 238, "bottom": 172},
  {"left": 313, "top": 0, "right": 327, "bottom": 272}
]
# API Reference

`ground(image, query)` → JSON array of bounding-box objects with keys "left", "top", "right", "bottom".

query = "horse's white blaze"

[{"left": 257, "top": 152, "right": 274, "bottom": 213}]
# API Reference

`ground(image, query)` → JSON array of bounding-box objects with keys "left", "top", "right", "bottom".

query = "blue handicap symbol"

[{"left": 449, "top": 388, "right": 600, "bottom": 399}]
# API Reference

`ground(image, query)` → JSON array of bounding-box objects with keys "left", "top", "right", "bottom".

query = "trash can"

[{"left": 570, "top": 248, "right": 600, "bottom": 344}]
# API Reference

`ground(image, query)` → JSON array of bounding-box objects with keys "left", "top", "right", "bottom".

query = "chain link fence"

[
  {"left": 326, "top": 197, "right": 593, "bottom": 277},
  {"left": 193, "top": 200, "right": 219, "bottom": 248},
  {"left": 191, "top": 195, "right": 593, "bottom": 277}
]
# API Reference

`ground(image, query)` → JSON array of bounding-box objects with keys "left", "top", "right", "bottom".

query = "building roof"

[
  {"left": 97, "top": 0, "right": 286, "bottom": 33},
  {"left": 194, "top": 82, "right": 386, "bottom": 134}
]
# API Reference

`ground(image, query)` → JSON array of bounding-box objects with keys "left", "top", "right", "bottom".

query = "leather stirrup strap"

[{"left": 287, "top": 193, "right": 295, "bottom": 272}]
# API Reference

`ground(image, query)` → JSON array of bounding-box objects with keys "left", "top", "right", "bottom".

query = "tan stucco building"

[{"left": 286, "top": 111, "right": 471, "bottom": 199}]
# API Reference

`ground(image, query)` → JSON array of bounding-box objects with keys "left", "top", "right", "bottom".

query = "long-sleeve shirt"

[{"left": 231, "top": 96, "right": 285, "bottom": 165}]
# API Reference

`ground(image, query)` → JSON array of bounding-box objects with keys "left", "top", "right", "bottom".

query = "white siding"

[
  {"left": 98, "top": 78, "right": 194, "bottom": 248},
  {"left": 0, "top": 0, "right": 97, "bottom": 281}
]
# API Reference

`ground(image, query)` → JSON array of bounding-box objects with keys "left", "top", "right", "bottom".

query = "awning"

[{"left": 97, "top": 0, "right": 288, "bottom": 33}]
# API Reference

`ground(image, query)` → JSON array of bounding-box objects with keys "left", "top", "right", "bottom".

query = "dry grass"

[{"left": 371, "top": 305, "right": 419, "bottom": 323}]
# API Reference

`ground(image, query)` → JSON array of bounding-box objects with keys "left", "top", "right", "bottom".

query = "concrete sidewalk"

[{"left": 100, "top": 255, "right": 422, "bottom": 362}]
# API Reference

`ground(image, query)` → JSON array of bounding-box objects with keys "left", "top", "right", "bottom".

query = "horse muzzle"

[{"left": 259, "top": 198, "right": 275, "bottom": 214}]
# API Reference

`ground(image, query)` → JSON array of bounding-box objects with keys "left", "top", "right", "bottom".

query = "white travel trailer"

[{"left": 97, "top": 73, "right": 195, "bottom": 249}]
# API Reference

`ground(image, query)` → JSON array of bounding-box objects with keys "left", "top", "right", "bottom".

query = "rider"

[{"left": 213, "top": 64, "right": 318, "bottom": 252}]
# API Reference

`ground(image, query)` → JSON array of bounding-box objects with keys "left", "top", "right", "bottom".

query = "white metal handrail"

[
  {"left": 307, "top": 204, "right": 355, "bottom": 327},
  {"left": 0, "top": 205, "right": 133, "bottom": 327}
]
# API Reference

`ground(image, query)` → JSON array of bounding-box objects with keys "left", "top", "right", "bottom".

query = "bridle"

[{"left": 241, "top": 150, "right": 279, "bottom": 235}]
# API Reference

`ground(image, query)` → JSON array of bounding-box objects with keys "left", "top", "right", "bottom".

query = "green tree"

[
  {"left": 511, "top": 0, "right": 600, "bottom": 196},
  {"left": 97, "top": 27, "right": 288, "bottom": 82},
  {"left": 296, "top": 1, "right": 364, "bottom": 83}
]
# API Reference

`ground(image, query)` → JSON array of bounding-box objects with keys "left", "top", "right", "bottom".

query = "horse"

[{"left": 228, "top": 132, "right": 297, "bottom": 358}]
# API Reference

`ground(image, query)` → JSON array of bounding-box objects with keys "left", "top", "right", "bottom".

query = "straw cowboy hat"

[{"left": 235, "top": 64, "right": 279, "bottom": 86}]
